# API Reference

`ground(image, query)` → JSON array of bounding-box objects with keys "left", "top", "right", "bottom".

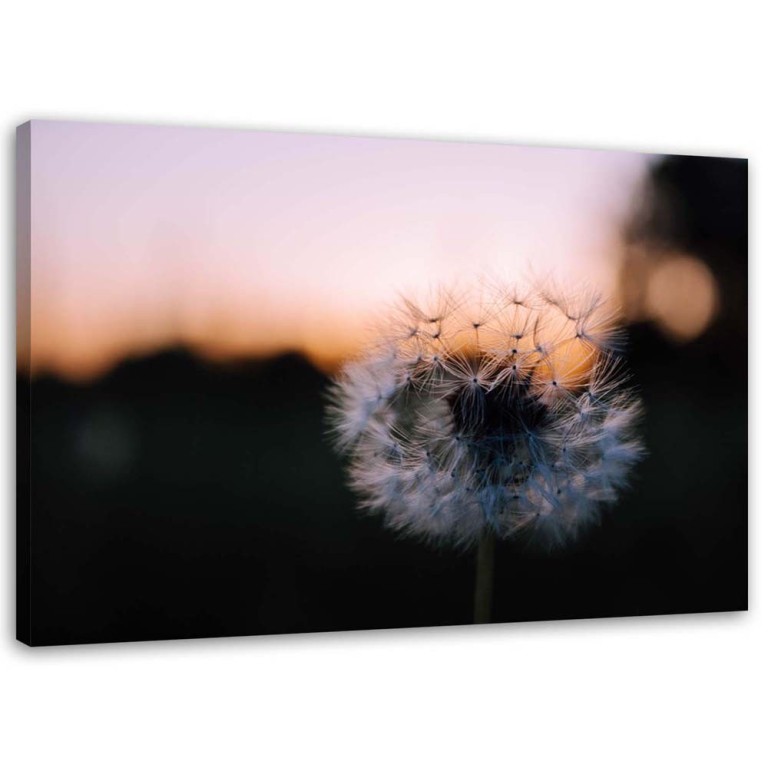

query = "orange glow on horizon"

[{"left": 20, "top": 121, "right": 653, "bottom": 382}]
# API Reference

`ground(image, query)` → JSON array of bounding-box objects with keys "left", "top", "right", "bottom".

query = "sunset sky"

[{"left": 21, "top": 120, "right": 653, "bottom": 380}]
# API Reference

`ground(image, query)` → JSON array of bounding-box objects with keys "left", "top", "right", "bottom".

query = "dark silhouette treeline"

[{"left": 18, "top": 155, "right": 747, "bottom": 646}]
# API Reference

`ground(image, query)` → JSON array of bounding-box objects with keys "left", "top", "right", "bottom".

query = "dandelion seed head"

[{"left": 327, "top": 278, "right": 643, "bottom": 549}]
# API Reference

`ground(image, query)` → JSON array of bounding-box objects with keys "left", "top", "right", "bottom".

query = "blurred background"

[{"left": 18, "top": 122, "right": 747, "bottom": 645}]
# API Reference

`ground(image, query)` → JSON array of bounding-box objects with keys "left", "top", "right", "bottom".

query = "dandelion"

[{"left": 327, "top": 278, "right": 643, "bottom": 622}]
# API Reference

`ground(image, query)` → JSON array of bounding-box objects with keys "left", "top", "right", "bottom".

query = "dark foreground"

[{"left": 18, "top": 326, "right": 747, "bottom": 646}]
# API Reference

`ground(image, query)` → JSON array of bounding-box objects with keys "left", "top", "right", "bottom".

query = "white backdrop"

[{"left": 1, "top": 3, "right": 763, "bottom": 766}]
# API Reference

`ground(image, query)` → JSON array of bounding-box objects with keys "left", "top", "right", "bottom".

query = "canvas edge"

[{"left": 16, "top": 121, "right": 32, "bottom": 646}]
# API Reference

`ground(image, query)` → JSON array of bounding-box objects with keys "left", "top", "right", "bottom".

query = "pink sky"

[{"left": 23, "top": 120, "right": 653, "bottom": 379}]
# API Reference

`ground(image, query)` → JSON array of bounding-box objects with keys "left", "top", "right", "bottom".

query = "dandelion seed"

[{"left": 327, "top": 277, "right": 644, "bottom": 620}]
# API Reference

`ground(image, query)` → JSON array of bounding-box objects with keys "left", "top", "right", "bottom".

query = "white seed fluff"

[{"left": 327, "top": 280, "right": 643, "bottom": 549}]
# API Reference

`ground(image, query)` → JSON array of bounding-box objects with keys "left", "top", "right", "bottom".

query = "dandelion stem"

[{"left": 473, "top": 527, "right": 495, "bottom": 624}]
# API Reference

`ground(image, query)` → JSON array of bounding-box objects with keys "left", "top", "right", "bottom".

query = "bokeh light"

[{"left": 645, "top": 254, "right": 719, "bottom": 342}]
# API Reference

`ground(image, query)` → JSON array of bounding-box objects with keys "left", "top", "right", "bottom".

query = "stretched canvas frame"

[{"left": 16, "top": 121, "right": 748, "bottom": 646}]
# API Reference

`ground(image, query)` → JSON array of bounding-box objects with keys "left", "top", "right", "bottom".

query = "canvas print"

[{"left": 16, "top": 121, "right": 747, "bottom": 646}]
